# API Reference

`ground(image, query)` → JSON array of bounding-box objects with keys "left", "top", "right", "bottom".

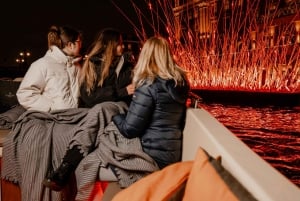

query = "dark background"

[{"left": 0, "top": 0, "right": 153, "bottom": 68}]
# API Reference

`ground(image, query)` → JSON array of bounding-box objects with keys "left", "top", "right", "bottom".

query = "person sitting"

[
  {"left": 16, "top": 25, "right": 83, "bottom": 112},
  {"left": 79, "top": 28, "right": 135, "bottom": 108}
]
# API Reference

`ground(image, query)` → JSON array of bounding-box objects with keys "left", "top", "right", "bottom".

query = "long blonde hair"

[
  {"left": 79, "top": 28, "right": 122, "bottom": 94},
  {"left": 133, "top": 36, "right": 187, "bottom": 88}
]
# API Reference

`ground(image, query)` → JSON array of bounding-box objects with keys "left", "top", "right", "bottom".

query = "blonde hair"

[
  {"left": 79, "top": 28, "right": 122, "bottom": 94},
  {"left": 133, "top": 36, "right": 187, "bottom": 88}
]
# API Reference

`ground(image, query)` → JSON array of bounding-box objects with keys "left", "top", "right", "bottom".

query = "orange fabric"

[
  {"left": 111, "top": 161, "right": 193, "bottom": 201},
  {"left": 111, "top": 148, "right": 240, "bottom": 201},
  {"left": 182, "top": 148, "right": 238, "bottom": 201}
]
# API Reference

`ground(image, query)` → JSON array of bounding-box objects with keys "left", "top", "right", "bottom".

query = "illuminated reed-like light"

[
  {"left": 295, "top": 20, "right": 300, "bottom": 43},
  {"left": 114, "top": 0, "right": 300, "bottom": 92},
  {"left": 148, "top": 2, "right": 152, "bottom": 10}
]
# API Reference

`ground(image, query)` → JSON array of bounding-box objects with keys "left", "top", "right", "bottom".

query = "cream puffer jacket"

[{"left": 16, "top": 46, "right": 80, "bottom": 112}]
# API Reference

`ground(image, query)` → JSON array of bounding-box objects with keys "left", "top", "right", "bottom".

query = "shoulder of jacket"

[
  {"left": 28, "top": 57, "right": 50, "bottom": 70},
  {"left": 136, "top": 82, "right": 158, "bottom": 97}
]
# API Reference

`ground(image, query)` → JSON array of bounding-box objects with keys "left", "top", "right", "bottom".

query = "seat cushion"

[
  {"left": 182, "top": 148, "right": 257, "bottom": 201},
  {"left": 111, "top": 147, "right": 257, "bottom": 201}
]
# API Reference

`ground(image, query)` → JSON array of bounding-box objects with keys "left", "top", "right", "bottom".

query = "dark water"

[{"left": 198, "top": 102, "right": 300, "bottom": 188}]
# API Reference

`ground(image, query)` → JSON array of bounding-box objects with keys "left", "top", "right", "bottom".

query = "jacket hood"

[
  {"left": 47, "top": 46, "right": 79, "bottom": 67},
  {"left": 158, "top": 77, "right": 190, "bottom": 104}
]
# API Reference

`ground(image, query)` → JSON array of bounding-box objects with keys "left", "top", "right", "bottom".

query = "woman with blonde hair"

[
  {"left": 113, "top": 36, "right": 190, "bottom": 169},
  {"left": 79, "top": 28, "right": 135, "bottom": 107}
]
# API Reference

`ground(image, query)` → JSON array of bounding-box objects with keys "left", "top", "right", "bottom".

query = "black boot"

[
  {"left": 43, "top": 146, "right": 83, "bottom": 191},
  {"left": 43, "top": 161, "right": 74, "bottom": 191}
]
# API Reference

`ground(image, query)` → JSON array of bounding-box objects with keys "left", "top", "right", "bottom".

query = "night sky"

[{"left": 0, "top": 0, "right": 151, "bottom": 67}]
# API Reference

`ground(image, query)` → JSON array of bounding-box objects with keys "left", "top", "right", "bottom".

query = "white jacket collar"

[{"left": 46, "top": 46, "right": 74, "bottom": 67}]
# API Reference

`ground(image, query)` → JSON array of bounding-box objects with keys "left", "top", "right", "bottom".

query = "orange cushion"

[
  {"left": 182, "top": 148, "right": 239, "bottom": 201},
  {"left": 111, "top": 161, "right": 193, "bottom": 201},
  {"left": 111, "top": 147, "right": 256, "bottom": 201},
  {"left": 183, "top": 148, "right": 257, "bottom": 201}
]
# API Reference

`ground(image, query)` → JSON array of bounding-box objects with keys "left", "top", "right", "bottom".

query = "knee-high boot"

[{"left": 43, "top": 146, "right": 83, "bottom": 191}]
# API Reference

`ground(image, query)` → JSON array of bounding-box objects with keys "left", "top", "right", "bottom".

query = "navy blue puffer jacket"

[{"left": 113, "top": 77, "right": 190, "bottom": 169}]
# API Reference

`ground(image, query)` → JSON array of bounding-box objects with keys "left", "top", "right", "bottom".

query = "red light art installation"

[{"left": 113, "top": 0, "right": 300, "bottom": 93}]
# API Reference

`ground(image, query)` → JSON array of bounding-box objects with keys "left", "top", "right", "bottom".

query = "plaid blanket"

[
  {"left": 0, "top": 105, "right": 26, "bottom": 129},
  {"left": 1, "top": 101, "right": 158, "bottom": 201}
]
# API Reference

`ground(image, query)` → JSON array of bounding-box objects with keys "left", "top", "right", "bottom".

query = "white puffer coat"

[{"left": 16, "top": 46, "right": 80, "bottom": 112}]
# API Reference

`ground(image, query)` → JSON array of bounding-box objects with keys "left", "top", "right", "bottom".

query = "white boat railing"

[{"left": 182, "top": 108, "right": 300, "bottom": 201}]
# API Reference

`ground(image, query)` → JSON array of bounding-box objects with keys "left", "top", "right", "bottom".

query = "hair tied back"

[{"left": 49, "top": 25, "right": 60, "bottom": 35}]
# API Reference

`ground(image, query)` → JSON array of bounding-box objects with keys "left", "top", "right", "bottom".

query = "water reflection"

[{"left": 199, "top": 103, "right": 300, "bottom": 188}]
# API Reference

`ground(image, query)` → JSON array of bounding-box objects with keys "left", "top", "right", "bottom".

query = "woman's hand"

[{"left": 126, "top": 83, "right": 135, "bottom": 95}]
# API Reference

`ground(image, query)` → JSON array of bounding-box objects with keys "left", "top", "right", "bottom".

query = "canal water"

[{"left": 197, "top": 101, "right": 300, "bottom": 188}]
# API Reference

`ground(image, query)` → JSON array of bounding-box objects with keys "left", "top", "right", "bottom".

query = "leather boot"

[
  {"left": 42, "top": 161, "right": 74, "bottom": 191},
  {"left": 43, "top": 146, "right": 83, "bottom": 191}
]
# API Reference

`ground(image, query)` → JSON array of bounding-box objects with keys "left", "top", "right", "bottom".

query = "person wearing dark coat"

[
  {"left": 79, "top": 54, "right": 134, "bottom": 107},
  {"left": 78, "top": 28, "right": 135, "bottom": 108},
  {"left": 112, "top": 37, "right": 190, "bottom": 169}
]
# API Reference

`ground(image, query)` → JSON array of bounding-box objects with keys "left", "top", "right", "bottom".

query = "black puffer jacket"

[
  {"left": 113, "top": 77, "right": 190, "bottom": 169},
  {"left": 79, "top": 55, "right": 134, "bottom": 107}
]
